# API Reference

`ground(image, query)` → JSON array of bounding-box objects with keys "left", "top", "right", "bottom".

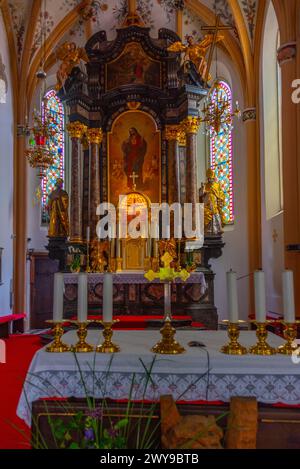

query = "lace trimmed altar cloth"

[{"left": 17, "top": 330, "right": 300, "bottom": 426}]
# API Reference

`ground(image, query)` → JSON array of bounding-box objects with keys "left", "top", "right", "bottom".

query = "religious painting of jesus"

[{"left": 108, "top": 111, "right": 161, "bottom": 206}]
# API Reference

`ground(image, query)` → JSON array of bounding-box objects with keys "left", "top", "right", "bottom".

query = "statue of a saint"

[
  {"left": 199, "top": 168, "right": 225, "bottom": 235},
  {"left": 48, "top": 178, "right": 69, "bottom": 238},
  {"left": 122, "top": 127, "right": 147, "bottom": 190},
  {"left": 168, "top": 34, "right": 223, "bottom": 82}
]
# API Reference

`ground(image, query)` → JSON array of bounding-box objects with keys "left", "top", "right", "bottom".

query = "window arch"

[
  {"left": 41, "top": 89, "right": 65, "bottom": 224},
  {"left": 209, "top": 81, "right": 234, "bottom": 224}
]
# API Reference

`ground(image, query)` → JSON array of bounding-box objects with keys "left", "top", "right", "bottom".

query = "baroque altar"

[{"left": 46, "top": 13, "right": 225, "bottom": 329}]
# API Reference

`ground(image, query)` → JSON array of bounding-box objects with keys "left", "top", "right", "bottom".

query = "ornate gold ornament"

[
  {"left": 87, "top": 128, "right": 103, "bottom": 145},
  {"left": 201, "top": 80, "right": 241, "bottom": 136},
  {"left": 67, "top": 121, "right": 88, "bottom": 139},
  {"left": 183, "top": 116, "right": 202, "bottom": 134}
]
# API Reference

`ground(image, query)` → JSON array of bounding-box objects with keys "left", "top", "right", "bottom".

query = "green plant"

[{"left": 70, "top": 254, "right": 81, "bottom": 272}]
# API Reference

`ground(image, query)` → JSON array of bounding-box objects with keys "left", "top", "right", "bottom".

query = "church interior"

[{"left": 0, "top": 0, "right": 300, "bottom": 452}]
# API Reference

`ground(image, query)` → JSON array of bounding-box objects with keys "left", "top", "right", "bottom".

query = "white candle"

[
  {"left": 77, "top": 273, "right": 88, "bottom": 323},
  {"left": 254, "top": 270, "right": 266, "bottom": 323},
  {"left": 53, "top": 273, "right": 64, "bottom": 322},
  {"left": 227, "top": 270, "right": 239, "bottom": 323},
  {"left": 86, "top": 226, "right": 90, "bottom": 243},
  {"left": 103, "top": 273, "right": 113, "bottom": 322},
  {"left": 282, "top": 270, "right": 296, "bottom": 323}
]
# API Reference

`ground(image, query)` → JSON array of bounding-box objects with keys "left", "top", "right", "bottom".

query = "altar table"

[{"left": 17, "top": 330, "right": 300, "bottom": 426}]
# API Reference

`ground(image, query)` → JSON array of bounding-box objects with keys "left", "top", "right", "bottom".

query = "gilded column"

[
  {"left": 87, "top": 128, "right": 103, "bottom": 240},
  {"left": 67, "top": 121, "right": 87, "bottom": 244},
  {"left": 183, "top": 117, "right": 201, "bottom": 229}
]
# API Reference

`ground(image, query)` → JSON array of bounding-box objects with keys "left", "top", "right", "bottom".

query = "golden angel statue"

[
  {"left": 90, "top": 239, "right": 109, "bottom": 273},
  {"left": 55, "top": 42, "right": 89, "bottom": 91},
  {"left": 199, "top": 168, "right": 226, "bottom": 235},
  {"left": 48, "top": 178, "right": 69, "bottom": 238},
  {"left": 168, "top": 34, "right": 223, "bottom": 82}
]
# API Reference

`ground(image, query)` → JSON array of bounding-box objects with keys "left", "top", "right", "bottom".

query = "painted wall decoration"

[
  {"left": 8, "top": 0, "right": 32, "bottom": 63},
  {"left": 210, "top": 80, "right": 234, "bottom": 224},
  {"left": 0, "top": 54, "right": 8, "bottom": 104},
  {"left": 108, "top": 111, "right": 161, "bottom": 206},
  {"left": 106, "top": 42, "right": 161, "bottom": 90},
  {"left": 241, "top": 0, "right": 257, "bottom": 41}
]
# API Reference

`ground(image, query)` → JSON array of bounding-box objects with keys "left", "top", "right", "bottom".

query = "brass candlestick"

[
  {"left": 96, "top": 320, "right": 120, "bottom": 353},
  {"left": 45, "top": 321, "right": 71, "bottom": 353},
  {"left": 249, "top": 322, "right": 276, "bottom": 355},
  {"left": 278, "top": 322, "right": 299, "bottom": 355},
  {"left": 151, "top": 317, "right": 186, "bottom": 355},
  {"left": 71, "top": 321, "right": 94, "bottom": 353},
  {"left": 221, "top": 322, "right": 247, "bottom": 355}
]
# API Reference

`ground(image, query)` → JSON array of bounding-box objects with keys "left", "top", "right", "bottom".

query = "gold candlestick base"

[
  {"left": 96, "top": 320, "right": 120, "bottom": 353},
  {"left": 45, "top": 321, "right": 71, "bottom": 353},
  {"left": 71, "top": 321, "right": 94, "bottom": 353},
  {"left": 151, "top": 318, "right": 185, "bottom": 355},
  {"left": 278, "top": 322, "right": 298, "bottom": 355},
  {"left": 221, "top": 322, "right": 247, "bottom": 355},
  {"left": 249, "top": 322, "right": 276, "bottom": 355}
]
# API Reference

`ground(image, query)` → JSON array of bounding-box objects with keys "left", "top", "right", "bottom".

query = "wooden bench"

[{"left": 0, "top": 314, "right": 26, "bottom": 338}]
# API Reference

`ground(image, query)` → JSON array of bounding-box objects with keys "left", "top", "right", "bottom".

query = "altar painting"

[
  {"left": 106, "top": 42, "right": 161, "bottom": 91},
  {"left": 108, "top": 111, "right": 161, "bottom": 206}
]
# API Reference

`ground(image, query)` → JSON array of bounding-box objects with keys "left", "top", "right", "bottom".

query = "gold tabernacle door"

[{"left": 118, "top": 191, "right": 152, "bottom": 271}]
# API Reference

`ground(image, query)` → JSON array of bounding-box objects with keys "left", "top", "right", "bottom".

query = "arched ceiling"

[
  {"left": 6, "top": 0, "right": 258, "bottom": 67},
  {"left": 1, "top": 0, "right": 265, "bottom": 110}
]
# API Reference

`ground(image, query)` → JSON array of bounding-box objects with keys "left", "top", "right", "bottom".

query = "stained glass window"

[
  {"left": 209, "top": 81, "right": 234, "bottom": 224},
  {"left": 41, "top": 89, "right": 65, "bottom": 224}
]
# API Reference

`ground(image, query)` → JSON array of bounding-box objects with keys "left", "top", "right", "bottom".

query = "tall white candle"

[
  {"left": 53, "top": 273, "right": 64, "bottom": 322},
  {"left": 77, "top": 273, "right": 88, "bottom": 323},
  {"left": 103, "top": 273, "right": 113, "bottom": 322},
  {"left": 86, "top": 226, "right": 90, "bottom": 243},
  {"left": 227, "top": 270, "right": 239, "bottom": 323},
  {"left": 254, "top": 270, "right": 266, "bottom": 323},
  {"left": 282, "top": 270, "right": 296, "bottom": 323}
]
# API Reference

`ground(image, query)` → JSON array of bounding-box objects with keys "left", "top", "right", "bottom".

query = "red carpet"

[{"left": 0, "top": 335, "right": 41, "bottom": 449}]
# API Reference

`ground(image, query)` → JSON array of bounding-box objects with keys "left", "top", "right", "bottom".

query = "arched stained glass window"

[
  {"left": 41, "top": 89, "right": 65, "bottom": 224},
  {"left": 209, "top": 81, "right": 234, "bottom": 224}
]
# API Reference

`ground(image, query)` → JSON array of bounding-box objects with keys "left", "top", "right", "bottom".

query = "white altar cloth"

[{"left": 17, "top": 330, "right": 300, "bottom": 426}]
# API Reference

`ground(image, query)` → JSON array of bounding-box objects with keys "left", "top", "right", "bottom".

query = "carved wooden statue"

[
  {"left": 168, "top": 34, "right": 223, "bottom": 82},
  {"left": 48, "top": 178, "right": 69, "bottom": 238},
  {"left": 199, "top": 168, "right": 226, "bottom": 235},
  {"left": 55, "top": 42, "right": 89, "bottom": 91}
]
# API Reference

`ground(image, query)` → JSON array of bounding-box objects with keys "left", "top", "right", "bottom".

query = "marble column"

[
  {"left": 67, "top": 121, "right": 87, "bottom": 244},
  {"left": 87, "top": 128, "right": 103, "bottom": 240},
  {"left": 184, "top": 117, "right": 201, "bottom": 230},
  {"left": 165, "top": 125, "right": 181, "bottom": 206}
]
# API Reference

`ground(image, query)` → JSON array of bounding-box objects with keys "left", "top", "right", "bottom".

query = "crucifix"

[
  {"left": 130, "top": 171, "right": 139, "bottom": 191},
  {"left": 201, "top": 14, "right": 233, "bottom": 84}
]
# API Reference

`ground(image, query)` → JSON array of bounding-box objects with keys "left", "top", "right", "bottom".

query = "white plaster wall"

[
  {"left": 260, "top": 2, "right": 284, "bottom": 315},
  {"left": 198, "top": 50, "right": 249, "bottom": 321},
  {"left": 0, "top": 12, "right": 14, "bottom": 316}
]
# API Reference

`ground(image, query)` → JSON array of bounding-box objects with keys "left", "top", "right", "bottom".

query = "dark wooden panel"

[{"left": 30, "top": 253, "right": 59, "bottom": 329}]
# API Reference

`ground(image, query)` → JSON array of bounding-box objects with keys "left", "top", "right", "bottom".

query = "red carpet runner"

[{"left": 0, "top": 335, "right": 41, "bottom": 449}]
